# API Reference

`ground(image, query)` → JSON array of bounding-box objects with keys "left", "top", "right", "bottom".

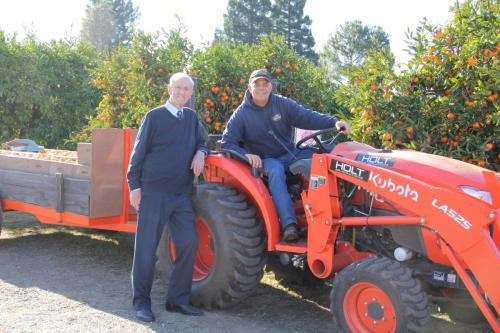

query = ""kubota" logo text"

[{"left": 370, "top": 173, "right": 419, "bottom": 202}]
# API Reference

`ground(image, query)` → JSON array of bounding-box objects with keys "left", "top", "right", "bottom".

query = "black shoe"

[
  {"left": 136, "top": 308, "right": 155, "bottom": 322},
  {"left": 282, "top": 223, "right": 299, "bottom": 242},
  {"left": 165, "top": 303, "right": 204, "bottom": 316}
]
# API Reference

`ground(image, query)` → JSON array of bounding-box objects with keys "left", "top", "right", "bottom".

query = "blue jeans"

[{"left": 263, "top": 148, "right": 314, "bottom": 228}]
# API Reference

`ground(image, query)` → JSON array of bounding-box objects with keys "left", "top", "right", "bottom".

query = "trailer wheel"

[
  {"left": 330, "top": 257, "right": 430, "bottom": 333},
  {"left": 157, "top": 182, "right": 266, "bottom": 309}
]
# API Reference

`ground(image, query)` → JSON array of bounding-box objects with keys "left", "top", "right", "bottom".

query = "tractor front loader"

[{"left": 156, "top": 129, "right": 499, "bottom": 332}]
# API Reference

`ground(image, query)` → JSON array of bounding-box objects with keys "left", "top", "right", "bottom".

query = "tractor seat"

[{"left": 288, "top": 159, "right": 311, "bottom": 180}]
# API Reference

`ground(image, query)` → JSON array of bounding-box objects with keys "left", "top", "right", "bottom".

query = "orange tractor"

[{"left": 157, "top": 128, "right": 500, "bottom": 332}]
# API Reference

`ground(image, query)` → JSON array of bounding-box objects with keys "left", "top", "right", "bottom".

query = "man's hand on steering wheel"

[
  {"left": 336, "top": 120, "right": 351, "bottom": 134},
  {"left": 295, "top": 120, "right": 351, "bottom": 153}
]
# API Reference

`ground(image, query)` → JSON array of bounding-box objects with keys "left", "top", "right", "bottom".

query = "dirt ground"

[{"left": 0, "top": 212, "right": 493, "bottom": 333}]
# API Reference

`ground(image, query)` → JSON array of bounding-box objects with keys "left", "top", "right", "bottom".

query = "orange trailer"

[{"left": 0, "top": 129, "right": 138, "bottom": 233}]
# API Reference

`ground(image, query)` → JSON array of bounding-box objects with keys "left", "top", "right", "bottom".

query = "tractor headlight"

[{"left": 460, "top": 186, "right": 492, "bottom": 205}]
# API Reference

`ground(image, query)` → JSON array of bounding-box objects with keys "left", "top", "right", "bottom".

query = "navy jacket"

[
  {"left": 221, "top": 91, "right": 338, "bottom": 158},
  {"left": 127, "top": 106, "right": 208, "bottom": 194}
]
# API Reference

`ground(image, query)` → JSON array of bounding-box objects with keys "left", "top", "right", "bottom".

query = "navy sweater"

[
  {"left": 127, "top": 106, "right": 208, "bottom": 194},
  {"left": 221, "top": 91, "right": 338, "bottom": 158}
]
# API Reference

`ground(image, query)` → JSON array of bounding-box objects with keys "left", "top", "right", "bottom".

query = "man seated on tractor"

[{"left": 221, "top": 69, "right": 350, "bottom": 242}]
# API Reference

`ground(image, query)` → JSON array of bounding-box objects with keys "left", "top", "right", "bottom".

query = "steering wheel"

[{"left": 295, "top": 127, "right": 344, "bottom": 153}]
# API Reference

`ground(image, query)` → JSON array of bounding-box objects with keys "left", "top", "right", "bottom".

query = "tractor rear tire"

[
  {"left": 330, "top": 257, "right": 431, "bottom": 333},
  {"left": 157, "top": 182, "right": 266, "bottom": 309}
]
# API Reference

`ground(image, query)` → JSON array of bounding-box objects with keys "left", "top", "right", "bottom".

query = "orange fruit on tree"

[
  {"left": 487, "top": 94, "right": 498, "bottom": 102},
  {"left": 211, "top": 86, "right": 221, "bottom": 94},
  {"left": 447, "top": 112, "right": 455, "bottom": 121},
  {"left": 486, "top": 143, "right": 495, "bottom": 150},
  {"left": 382, "top": 133, "right": 392, "bottom": 141},
  {"left": 465, "top": 100, "right": 474, "bottom": 107},
  {"left": 472, "top": 122, "right": 481, "bottom": 129},
  {"left": 370, "top": 84, "right": 377, "bottom": 91},
  {"left": 477, "top": 160, "right": 486, "bottom": 167},
  {"left": 440, "top": 136, "right": 449, "bottom": 143},
  {"left": 467, "top": 57, "right": 477, "bottom": 67},
  {"left": 406, "top": 127, "right": 414, "bottom": 134}
]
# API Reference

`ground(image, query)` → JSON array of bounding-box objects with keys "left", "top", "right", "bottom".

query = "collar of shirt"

[{"left": 165, "top": 101, "right": 182, "bottom": 117}]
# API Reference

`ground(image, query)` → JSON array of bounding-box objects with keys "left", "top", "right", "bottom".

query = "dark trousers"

[{"left": 132, "top": 191, "right": 198, "bottom": 310}]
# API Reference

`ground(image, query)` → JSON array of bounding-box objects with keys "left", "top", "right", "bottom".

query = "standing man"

[
  {"left": 127, "top": 72, "right": 207, "bottom": 322},
  {"left": 221, "top": 69, "right": 350, "bottom": 242}
]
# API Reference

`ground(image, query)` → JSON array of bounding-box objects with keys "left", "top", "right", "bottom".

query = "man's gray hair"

[{"left": 169, "top": 72, "right": 194, "bottom": 87}]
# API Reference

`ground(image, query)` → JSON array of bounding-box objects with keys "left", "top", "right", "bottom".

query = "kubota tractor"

[{"left": 157, "top": 128, "right": 500, "bottom": 332}]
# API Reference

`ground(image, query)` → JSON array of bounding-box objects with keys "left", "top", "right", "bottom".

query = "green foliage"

[
  {"left": 74, "top": 27, "right": 192, "bottom": 142},
  {"left": 321, "top": 20, "right": 390, "bottom": 83},
  {"left": 337, "top": 0, "right": 499, "bottom": 170},
  {"left": 81, "top": 0, "right": 139, "bottom": 49},
  {"left": 222, "top": 0, "right": 273, "bottom": 44},
  {"left": 272, "top": 0, "right": 317, "bottom": 61},
  {"left": 111, "top": 0, "right": 140, "bottom": 45},
  {"left": 81, "top": 0, "right": 117, "bottom": 50},
  {"left": 220, "top": 0, "right": 317, "bottom": 61},
  {"left": 0, "top": 32, "right": 100, "bottom": 149}
]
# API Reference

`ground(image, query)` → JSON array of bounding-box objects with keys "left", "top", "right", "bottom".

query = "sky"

[{"left": 0, "top": 0, "right": 458, "bottom": 63}]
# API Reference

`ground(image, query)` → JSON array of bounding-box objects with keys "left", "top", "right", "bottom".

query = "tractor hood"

[{"left": 331, "top": 142, "right": 493, "bottom": 192}]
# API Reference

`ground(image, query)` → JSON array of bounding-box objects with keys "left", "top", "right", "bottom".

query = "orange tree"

[
  {"left": 336, "top": 0, "right": 499, "bottom": 170},
  {"left": 189, "top": 34, "right": 344, "bottom": 134},
  {"left": 73, "top": 27, "right": 191, "bottom": 142}
]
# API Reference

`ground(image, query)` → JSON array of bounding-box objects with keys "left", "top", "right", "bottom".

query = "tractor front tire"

[
  {"left": 157, "top": 182, "right": 266, "bottom": 309},
  {"left": 330, "top": 257, "right": 430, "bottom": 333}
]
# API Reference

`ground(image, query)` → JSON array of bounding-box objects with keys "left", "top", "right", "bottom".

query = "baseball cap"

[{"left": 248, "top": 69, "right": 272, "bottom": 84}]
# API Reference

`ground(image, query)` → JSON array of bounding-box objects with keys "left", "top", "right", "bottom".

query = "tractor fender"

[{"left": 204, "top": 154, "right": 280, "bottom": 249}]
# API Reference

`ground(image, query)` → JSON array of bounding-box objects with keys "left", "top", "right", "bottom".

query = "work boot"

[{"left": 282, "top": 223, "right": 299, "bottom": 242}]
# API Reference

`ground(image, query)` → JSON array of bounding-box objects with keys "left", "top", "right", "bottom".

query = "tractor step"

[{"left": 275, "top": 239, "right": 307, "bottom": 253}]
